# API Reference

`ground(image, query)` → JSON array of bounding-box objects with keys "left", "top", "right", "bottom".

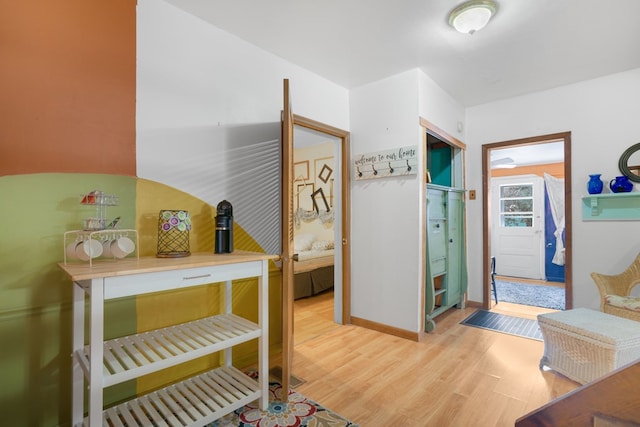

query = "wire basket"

[{"left": 157, "top": 210, "right": 191, "bottom": 258}]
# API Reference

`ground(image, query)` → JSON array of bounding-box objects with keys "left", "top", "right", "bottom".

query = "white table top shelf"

[{"left": 59, "top": 251, "right": 277, "bottom": 281}]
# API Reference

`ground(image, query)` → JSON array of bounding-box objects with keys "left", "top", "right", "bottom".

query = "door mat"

[{"left": 461, "top": 309, "right": 543, "bottom": 341}]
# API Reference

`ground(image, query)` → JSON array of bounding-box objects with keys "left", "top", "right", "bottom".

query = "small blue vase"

[
  {"left": 587, "top": 174, "right": 603, "bottom": 194},
  {"left": 610, "top": 175, "right": 634, "bottom": 193}
]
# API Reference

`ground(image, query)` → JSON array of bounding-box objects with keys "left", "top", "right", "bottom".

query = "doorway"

[
  {"left": 291, "top": 115, "right": 351, "bottom": 332},
  {"left": 292, "top": 125, "right": 341, "bottom": 345},
  {"left": 482, "top": 132, "right": 572, "bottom": 312}
]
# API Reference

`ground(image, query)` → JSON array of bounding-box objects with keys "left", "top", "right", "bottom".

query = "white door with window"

[{"left": 491, "top": 175, "right": 545, "bottom": 280}]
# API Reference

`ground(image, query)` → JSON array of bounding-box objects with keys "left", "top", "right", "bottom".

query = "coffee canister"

[{"left": 215, "top": 200, "right": 233, "bottom": 254}]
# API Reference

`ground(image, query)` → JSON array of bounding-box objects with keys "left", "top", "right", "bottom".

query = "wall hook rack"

[{"left": 353, "top": 145, "right": 418, "bottom": 181}]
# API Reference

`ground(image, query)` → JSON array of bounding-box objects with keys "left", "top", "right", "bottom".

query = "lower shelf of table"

[
  {"left": 75, "top": 313, "right": 261, "bottom": 387},
  {"left": 78, "top": 366, "right": 262, "bottom": 427}
]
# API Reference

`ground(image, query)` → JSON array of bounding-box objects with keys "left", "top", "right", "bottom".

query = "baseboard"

[
  {"left": 466, "top": 300, "right": 483, "bottom": 308},
  {"left": 350, "top": 316, "right": 421, "bottom": 341}
]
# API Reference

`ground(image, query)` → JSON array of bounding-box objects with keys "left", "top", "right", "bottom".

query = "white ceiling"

[
  {"left": 165, "top": 0, "right": 640, "bottom": 107},
  {"left": 490, "top": 141, "right": 564, "bottom": 168}
]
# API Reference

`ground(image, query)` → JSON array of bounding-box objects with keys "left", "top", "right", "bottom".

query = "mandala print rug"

[{"left": 209, "top": 372, "right": 358, "bottom": 427}]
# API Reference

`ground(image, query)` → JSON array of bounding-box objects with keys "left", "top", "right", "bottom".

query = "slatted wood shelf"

[
  {"left": 75, "top": 314, "right": 260, "bottom": 388},
  {"left": 81, "top": 366, "right": 259, "bottom": 427}
]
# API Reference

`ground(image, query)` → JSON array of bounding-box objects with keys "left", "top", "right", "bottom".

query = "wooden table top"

[{"left": 58, "top": 251, "right": 279, "bottom": 281}]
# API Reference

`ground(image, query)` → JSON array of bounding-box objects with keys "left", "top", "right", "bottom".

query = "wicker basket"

[{"left": 538, "top": 308, "right": 640, "bottom": 384}]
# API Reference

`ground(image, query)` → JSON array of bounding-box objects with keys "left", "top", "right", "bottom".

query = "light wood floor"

[
  {"left": 293, "top": 290, "right": 342, "bottom": 346},
  {"left": 286, "top": 291, "right": 579, "bottom": 427}
]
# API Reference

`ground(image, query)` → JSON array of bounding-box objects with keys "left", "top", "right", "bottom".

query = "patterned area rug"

[
  {"left": 209, "top": 373, "right": 358, "bottom": 427},
  {"left": 496, "top": 280, "right": 565, "bottom": 310},
  {"left": 461, "top": 309, "right": 543, "bottom": 341}
]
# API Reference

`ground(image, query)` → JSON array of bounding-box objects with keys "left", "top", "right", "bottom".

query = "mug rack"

[
  {"left": 63, "top": 229, "right": 139, "bottom": 267},
  {"left": 80, "top": 190, "right": 119, "bottom": 231}
]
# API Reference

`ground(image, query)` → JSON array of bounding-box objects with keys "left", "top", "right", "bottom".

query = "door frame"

[
  {"left": 482, "top": 132, "right": 572, "bottom": 310},
  {"left": 280, "top": 83, "right": 351, "bottom": 395},
  {"left": 420, "top": 117, "right": 466, "bottom": 333},
  {"left": 293, "top": 114, "right": 351, "bottom": 324}
]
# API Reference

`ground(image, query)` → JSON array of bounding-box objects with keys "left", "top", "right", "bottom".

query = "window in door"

[{"left": 499, "top": 183, "right": 534, "bottom": 228}]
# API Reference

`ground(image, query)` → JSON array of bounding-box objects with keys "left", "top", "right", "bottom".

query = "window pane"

[
  {"left": 501, "top": 215, "right": 533, "bottom": 227},
  {"left": 500, "top": 185, "right": 532, "bottom": 198},
  {"left": 500, "top": 199, "right": 533, "bottom": 213},
  {"left": 498, "top": 182, "right": 534, "bottom": 228}
]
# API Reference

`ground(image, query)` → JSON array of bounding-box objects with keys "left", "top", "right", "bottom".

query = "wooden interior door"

[{"left": 280, "top": 78, "right": 294, "bottom": 397}]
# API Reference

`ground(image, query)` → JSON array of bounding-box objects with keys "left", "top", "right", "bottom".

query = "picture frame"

[
  {"left": 311, "top": 187, "right": 330, "bottom": 213},
  {"left": 296, "top": 182, "right": 315, "bottom": 211},
  {"left": 318, "top": 164, "right": 333, "bottom": 183}
]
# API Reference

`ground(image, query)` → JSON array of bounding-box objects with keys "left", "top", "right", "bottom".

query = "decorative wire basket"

[{"left": 157, "top": 210, "right": 191, "bottom": 258}]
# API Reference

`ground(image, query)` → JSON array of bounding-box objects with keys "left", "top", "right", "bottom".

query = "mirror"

[{"left": 618, "top": 142, "right": 640, "bottom": 183}]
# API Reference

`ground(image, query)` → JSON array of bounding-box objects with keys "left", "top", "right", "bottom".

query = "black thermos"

[{"left": 215, "top": 200, "right": 233, "bottom": 253}]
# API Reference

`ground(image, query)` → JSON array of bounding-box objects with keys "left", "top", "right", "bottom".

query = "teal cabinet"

[{"left": 425, "top": 184, "right": 468, "bottom": 331}]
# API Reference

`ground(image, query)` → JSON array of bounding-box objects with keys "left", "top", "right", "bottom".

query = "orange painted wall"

[
  {"left": 491, "top": 162, "right": 564, "bottom": 178},
  {"left": 0, "top": 0, "right": 136, "bottom": 176}
]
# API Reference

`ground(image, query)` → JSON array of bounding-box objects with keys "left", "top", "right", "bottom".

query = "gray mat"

[
  {"left": 461, "top": 309, "right": 543, "bottom": 341},
  {"left": 496, "top": 280, "right": 565, "bottom": 310}
]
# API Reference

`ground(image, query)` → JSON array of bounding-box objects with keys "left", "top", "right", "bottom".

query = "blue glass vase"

[
  {"left": 610, "top": 175, "right": 634, "bottom": 193},
  {"left": 587, "top": 174, "right": 603, "bottom": 194}
]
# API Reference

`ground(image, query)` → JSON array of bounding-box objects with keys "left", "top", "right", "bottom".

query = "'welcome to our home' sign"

[{"left": 353, "top": 145, "right": 418, "bottom": 180}]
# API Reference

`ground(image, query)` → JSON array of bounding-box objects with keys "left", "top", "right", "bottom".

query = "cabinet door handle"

[
  {"left": 183, "top": 274, "right": 212, "bottom": 280},
  {"left": 449, "top": 239, "right": 454, "bottom": 243}
]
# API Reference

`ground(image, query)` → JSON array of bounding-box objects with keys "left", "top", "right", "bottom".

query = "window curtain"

[{"left": 543, "top": 173, "right": 565, "bottom": 265}]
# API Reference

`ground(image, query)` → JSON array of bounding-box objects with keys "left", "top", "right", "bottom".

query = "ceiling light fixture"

[{"left": 448, "top": 0, "right": 497, "bottom": 35}]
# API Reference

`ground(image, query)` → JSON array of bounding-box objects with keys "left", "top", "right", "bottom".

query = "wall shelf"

[{"left": 582, "top": 192, "right": 640, "bottom": 220}]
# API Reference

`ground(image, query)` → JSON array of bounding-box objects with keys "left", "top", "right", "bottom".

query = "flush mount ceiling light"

[{"left": 448, "top": 0, "right": 497, "bottom": 35}]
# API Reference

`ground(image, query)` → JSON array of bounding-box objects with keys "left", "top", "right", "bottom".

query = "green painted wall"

[
  {"left": 0, "top": 174, "right": 137, "bottom": 425},
  {"left": 0, "top": 174, "right": 282, "bottom": 425}
]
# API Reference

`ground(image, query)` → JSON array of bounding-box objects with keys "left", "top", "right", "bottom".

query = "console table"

[{"left": 59, "top": 251, "right": 276, "bottom": 426}]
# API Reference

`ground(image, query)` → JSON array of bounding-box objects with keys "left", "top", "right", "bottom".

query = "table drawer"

[{"left": 102, "top": 261, "right": 264, "bottom": 299}]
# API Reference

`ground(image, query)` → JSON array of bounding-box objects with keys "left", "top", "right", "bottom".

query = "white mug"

[
  {"left": 66, "top": 240, "right": 80, "bottom": 260},
  {"left": 102, "top": 237, "right": 114, "bottom": 258},
  {"left": 111, "top": 236, "right": 135, "bottom": 259},
  {"left": 77, "top": 238, "right": 103, "bottom": 260}
]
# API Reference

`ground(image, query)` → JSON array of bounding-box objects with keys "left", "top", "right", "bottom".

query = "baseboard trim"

[
  {"left": 466, "top": 300, "right": 482, "bottom": 308},
  {"left": 350, "top": 316, "right": 420, "bottom": 341}
]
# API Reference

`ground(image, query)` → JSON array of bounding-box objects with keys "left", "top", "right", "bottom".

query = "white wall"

[
  {"left": 349, "top": 69, "right": 466, "bottom": 332},
  {"left": 465, "top": 68, "right": 640, "bottom": 309},
  {"left": 138, "top": 0, "right": 640, "bottom": 331},
  {"left": 418, "top": 71, "right": 467, "bottom": 142},
  {"left": 136, "top": 0, "right": 350, "bottom": 253}
]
